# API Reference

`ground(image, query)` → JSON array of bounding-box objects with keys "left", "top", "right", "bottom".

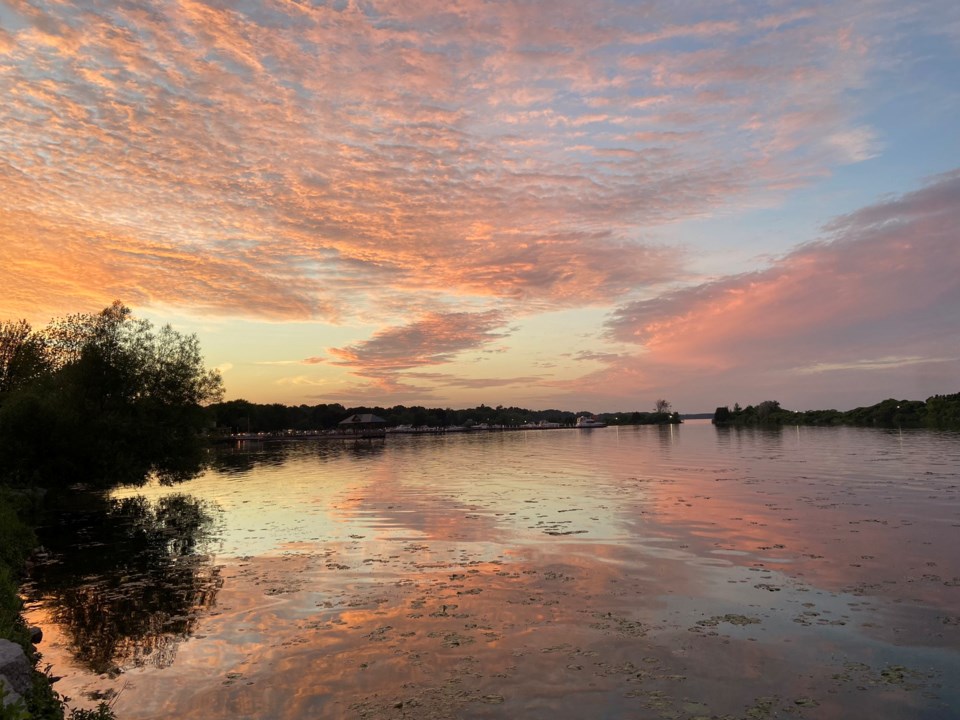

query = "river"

[{"left": 23, "top": 422, "right": 960, "bottom": 718}]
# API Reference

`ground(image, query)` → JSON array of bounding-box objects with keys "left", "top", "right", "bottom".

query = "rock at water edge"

[{"left": 0, "top": 640, "right": 32, "bottom": 695}]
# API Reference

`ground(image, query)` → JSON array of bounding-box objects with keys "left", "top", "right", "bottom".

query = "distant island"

[
  {"left": 208, "top": 399, "right": 682, "bottom": 434},
  {"left": 712, "top": 393, "right": 960, "bottom": 430}
]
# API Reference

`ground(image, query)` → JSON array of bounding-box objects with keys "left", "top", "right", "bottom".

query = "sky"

[{"left": 2, "top": 0, "right": 959, "bottom": 413}]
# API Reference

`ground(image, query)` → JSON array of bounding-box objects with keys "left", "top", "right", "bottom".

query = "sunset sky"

[{"left": 2, "top": 0, "right": 958, "bottom": 413}]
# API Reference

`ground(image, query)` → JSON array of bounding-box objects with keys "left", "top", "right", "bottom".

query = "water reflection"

[
  {"left": 211, "top": 438, "right": 385, "bottom": 476},
  {"left": 23, "top": 426, "right": 960, "bottom": 718},
  {"left": 26, "top": 493, "right": 223, "bottom": 674}
]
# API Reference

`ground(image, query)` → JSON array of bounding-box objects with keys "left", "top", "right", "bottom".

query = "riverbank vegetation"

[
  {"left": 0, "top": 302, "right": 223, "bottom": 719},
  {"left": 208, "top": 399, "right": 681, "bottom": 433},
  {"left": 712, "top": 394, "right": 960, "bottom": 430}
]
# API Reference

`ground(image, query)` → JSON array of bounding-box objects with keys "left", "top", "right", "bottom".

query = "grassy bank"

[
  {"left": 1, "top": 490, "right": 60, "bottom": 719},
  {"left": 0, "top": 492, "right": 115, "bottom": 720}
]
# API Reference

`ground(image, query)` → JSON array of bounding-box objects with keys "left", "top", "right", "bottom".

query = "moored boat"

[{"left": 575, "top": 415, "right": 607, "bottom": 428}]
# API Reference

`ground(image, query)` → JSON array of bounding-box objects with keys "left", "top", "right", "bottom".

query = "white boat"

[{"left": 575, "top": 416, "right": 607, "bottom": 428}]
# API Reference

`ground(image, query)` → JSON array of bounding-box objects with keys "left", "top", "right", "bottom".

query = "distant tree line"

[
  {"left": 208, "top": 399, "right": 681, "bottom": 433},
  {"left": 0, "top": 302, "right": 224, "bottom": 490},
  {"left": 712, "top": 394, "right": 960, "bottom": 430}
]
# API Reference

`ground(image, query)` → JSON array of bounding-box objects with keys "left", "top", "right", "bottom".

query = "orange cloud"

[{"left": 0, "top": 0, "right": 916, "bottom": 326}]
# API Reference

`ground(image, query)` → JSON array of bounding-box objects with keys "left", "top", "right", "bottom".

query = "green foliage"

[
  {"left": 843, "top": 398, "right": 925, "bottom": 428},
  {"left": 0, "top": 493, "right": 74, "bottom": 720},
  {"left": 68, "top": 705, "right": 117, "bottom": 720},
  {"left": 0, "top": 302, "right": 224, "bottom": 490},
  {"left": 0, "top": 493, "right": 35, "bottom": 647},
  {"left": 0, "top": 684, "right": 28, "bottom": 720},
  {"left": 714, "top": 394, "right": 959, "bottom": 430},
  {"left": 0, "top": 564, "right": 26, "bottom": 651},
  {"left": 923, "top": 393, "right": 960, "bottom": 430},
  {"left": 0, "top": 320, "right": 51, "bottom": 396}
]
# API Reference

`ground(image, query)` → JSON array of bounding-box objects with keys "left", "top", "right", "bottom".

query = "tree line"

[
  {"left": 712, "top": 394, "right": 960, "bottom": 430},
  {"left": 207, "top": 399, "right": 681, "bottom": 433}
]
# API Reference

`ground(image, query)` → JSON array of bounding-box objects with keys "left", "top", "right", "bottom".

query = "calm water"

[{"left": 24, "top": 422, "right": 960, "bottom": 719}]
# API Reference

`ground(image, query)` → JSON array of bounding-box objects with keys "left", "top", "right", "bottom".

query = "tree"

[
  {"left": 654, "top": 399, "right": 672, "bottom": 414},
  {"left": 0, "top": 303, "right": 224, "bottom": 489},
  {"left": 756, "top": 400, "right": 781, "bottom": 422},
  {"left": 0, "top": 320, "right": 50, "bottom": 397}
]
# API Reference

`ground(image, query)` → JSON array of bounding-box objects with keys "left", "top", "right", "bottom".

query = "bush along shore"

[
  {"left": 1, "top": 303, "right": 225, "bottom": 719},
  {"left": 0, "top": 488, "right": 81, "bottom": 720},
  {"left": 712, "top": 393, "right": 960, "bottom": 430}
]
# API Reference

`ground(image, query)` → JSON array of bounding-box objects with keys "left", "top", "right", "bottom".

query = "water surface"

[{"left": 25, "top": 423, "right": 960, "bottom": 718}]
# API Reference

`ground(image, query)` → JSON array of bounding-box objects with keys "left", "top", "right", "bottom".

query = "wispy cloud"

[
  {"left": 793, "top": 356, "right": 954, "bottom": 375},
  {"left": 405, "top": 372, "right": 546, "bottom": 389},
  {"left": 275, "top": 375, "right": 327, "bottom": 387},
  {"left": 0, "top": 0, "right": 931, "bottom": 323}
]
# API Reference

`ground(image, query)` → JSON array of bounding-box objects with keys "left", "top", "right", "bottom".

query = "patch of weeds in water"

[
  {"left": 743, "top": 695, "right": 781, "bottom": 718},
  {"left": 590, "top": 612, "right": 648, "bottom": 637},
  {"left": 695, "top": 614, "right": 762, "bottom": 629},
  {"left": 833, "top": 661, "right": 932, "bottom": 692}
]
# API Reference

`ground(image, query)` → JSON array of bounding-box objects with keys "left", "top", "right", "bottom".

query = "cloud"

[
  {"left": 592, "top": 170, "right": 960, "bottom": 406},
  {"left": 572, "top": 350, "right": 622, "bottom": 363},
  {"left": 1, "top": 0, "right": 936, "bottom": 324},
  {"left": 793, "top": 356, "right": 954, "bottom": 375},
  {"left": 327, "top": 310, "right": 511, "bottom": 374},
  {"left": 275, "top": 375, "right": 327, "bottom": 387},
  {"left": 404, "top": 372, "right": 546, "bottom": 389}
]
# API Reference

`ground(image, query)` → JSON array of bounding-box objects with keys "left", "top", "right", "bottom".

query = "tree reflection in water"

[
  {"left": 26, "top": 493, "right": 222, "bottom": 675},
  {"left": 211, "top": 437, "right": 385, "bottom": 476}
]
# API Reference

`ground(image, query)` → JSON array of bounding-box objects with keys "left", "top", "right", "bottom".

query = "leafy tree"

[
  {"left": 0, "top": 320, "right": 50, "bottom": 397},
  {"left": 0, "top": 303, "right": 223, "bottom": 489},
  {"left": 756, "top": 400, "right": 781, "bottom": 422},
  {"left": 925, "top": 393, "right": 960, "bottom": 430},
  {"left": 713, "top": 406, "right": 731, "bottom": 424}
]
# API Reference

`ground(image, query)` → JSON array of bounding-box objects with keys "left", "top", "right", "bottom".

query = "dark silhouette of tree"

[
  {"left": 0, "top": 302, "right": 223, "bottom": 489},
  {"left": 0, "top": 319, "right": 50, "bottom": 396}
]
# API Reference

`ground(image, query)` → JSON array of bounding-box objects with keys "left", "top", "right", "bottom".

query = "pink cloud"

[
  {"left": 588, "top": 171, "right": 960, "bottom": 408},
  {"left": 327, "top": 310, "right": 510, "bottom": 373}
]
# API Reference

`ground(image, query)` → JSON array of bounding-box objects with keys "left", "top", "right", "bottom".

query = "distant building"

[{"left": 338, "top": 413, "right": 387, "bottom": 437}]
